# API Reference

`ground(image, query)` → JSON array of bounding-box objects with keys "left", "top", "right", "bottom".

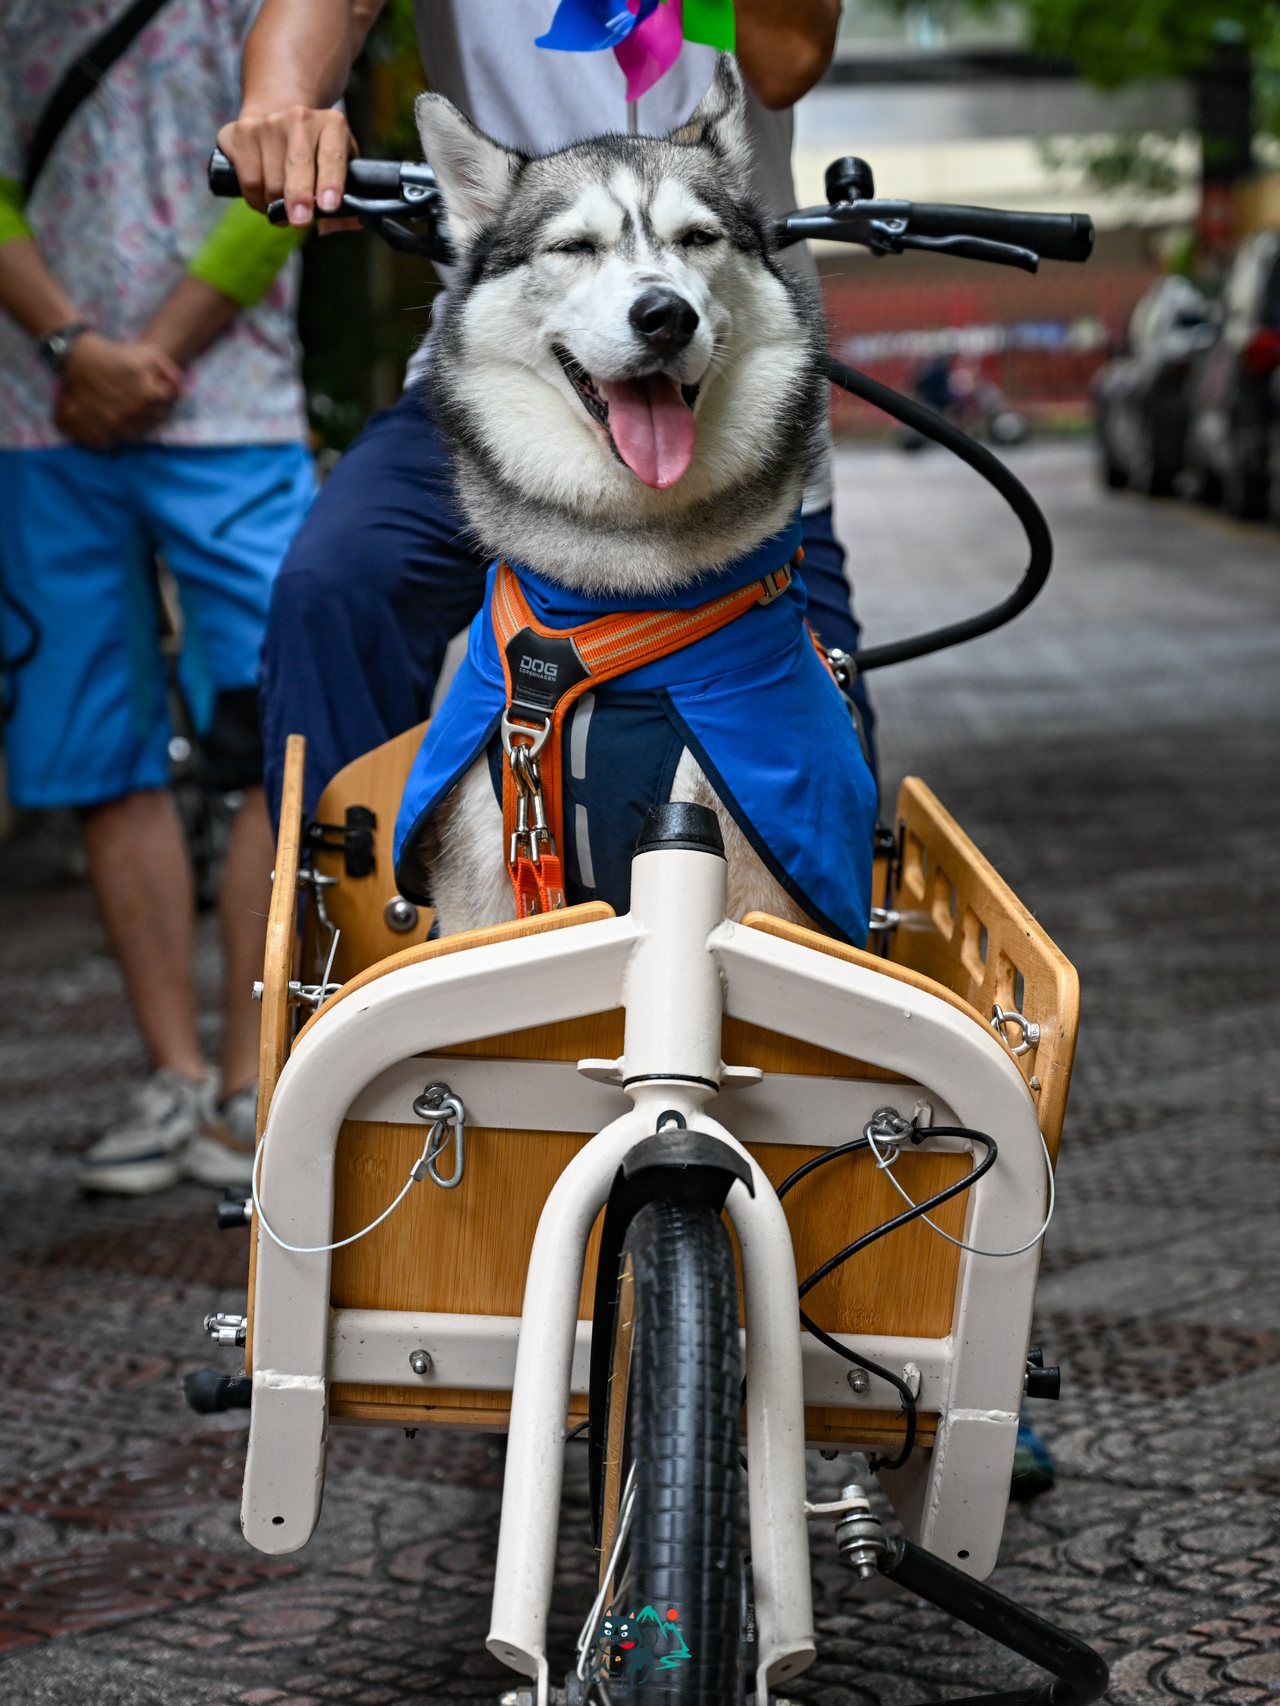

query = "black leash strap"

[
  {"left": 823, "top": 355, "right": 1054, "bottom": 674},
  {"left": 25, "top": 0, "right": 177, "bottom": 195}
]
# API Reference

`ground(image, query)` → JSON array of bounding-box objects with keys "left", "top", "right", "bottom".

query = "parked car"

[
  {"left": 1184, "top": 231, "right": 1280, "bottom": 517},
  {"left": 1094, "top": 274, "right": 1212, "bottom": 496}
]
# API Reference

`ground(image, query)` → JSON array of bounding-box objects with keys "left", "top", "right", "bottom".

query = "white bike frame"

[{"left": 244, "top": 837, "right": 1046, "bottom": 1706}]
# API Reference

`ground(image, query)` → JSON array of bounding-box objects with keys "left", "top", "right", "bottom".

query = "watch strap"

[{"left": 38, "top": 321, "right": 91, "bottom": 375}]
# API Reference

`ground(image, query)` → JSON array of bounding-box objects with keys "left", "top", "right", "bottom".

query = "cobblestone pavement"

[{"left": 1, "top": 441, "right": 1278, "bottom": 1704}]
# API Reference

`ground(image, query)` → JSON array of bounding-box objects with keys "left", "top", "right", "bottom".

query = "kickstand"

[{"left": 877, "top": 1536, "right": 1109, "bottom": 1706}]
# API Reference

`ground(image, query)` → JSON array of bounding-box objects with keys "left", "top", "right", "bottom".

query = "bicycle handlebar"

[
  {"left": 207, "top": 147, "right": 1094, "bottom": 273},
  {"left": 777, "top": 201, "right": 1093, "bottom": 273}
]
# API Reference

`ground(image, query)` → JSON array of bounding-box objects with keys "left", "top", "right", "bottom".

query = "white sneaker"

[
  {"left": 185, "top": 1080, "right": 257, "bottom": 1188},
  {"left": 79, "top": 1069, "right": 217, "bottom": 1195}
]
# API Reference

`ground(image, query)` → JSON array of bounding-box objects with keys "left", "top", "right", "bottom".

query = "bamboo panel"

[
  {"left": 257, "top": 733, "right": 306, "bottom": 1140},
  {"left": 329, "top": 1122, "right": 605, "bottom": 1319},
  {"left": 749, "top": 1142, "right": 968, "bottom": 1340},
  {"left": 886, "top": 777, "right": 1080, "bottom": 1160},
  {"left": 803, "top": 1408, "right": 938, "bottom": 1449},
  {"left": 330, "top": 1392, "right": 589, "bottom": 1428},
  {"left": 246, "top": 733, "right": 306, "bottom": 1378},
  {"left": 303, "top": 721, "right": 433, "bottom": 983}
]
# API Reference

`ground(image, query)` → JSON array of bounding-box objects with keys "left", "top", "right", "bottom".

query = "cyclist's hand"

[
  {"left": 55, "top": 334, "right": 182, "bottom": 448},
  {"left": 217, "top": 106, "right": 358, "bottom": 227}
]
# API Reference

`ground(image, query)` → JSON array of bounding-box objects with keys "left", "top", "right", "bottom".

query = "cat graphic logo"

[{"left": 590, "top": 1605, "right": 691, "bottom": 1689}]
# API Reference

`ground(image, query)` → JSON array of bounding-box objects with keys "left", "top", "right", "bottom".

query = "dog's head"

[{"left": 417, "top": 58, "right": 826, "bottom": 594}]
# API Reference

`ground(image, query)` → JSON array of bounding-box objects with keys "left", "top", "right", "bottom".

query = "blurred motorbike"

[{"left": 902, "top": 354, "right": 1027, "bottom": 451}]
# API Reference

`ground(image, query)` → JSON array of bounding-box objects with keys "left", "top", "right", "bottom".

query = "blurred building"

[{"left": 805, "top": 2, "right": 1200, "bottom": 432}]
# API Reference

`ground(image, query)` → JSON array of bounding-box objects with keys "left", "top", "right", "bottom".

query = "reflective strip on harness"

[{"left": 491, "top": 556, "right": 800, "bottom": 916}]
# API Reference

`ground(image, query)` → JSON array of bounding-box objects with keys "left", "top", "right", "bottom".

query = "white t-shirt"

[{"left": 408, "top": 2, "right": 832, "bottom": 509}]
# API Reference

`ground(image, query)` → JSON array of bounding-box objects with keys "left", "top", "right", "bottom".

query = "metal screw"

[
  {"left": 848, "top": 1368, "right": 869, "bottom": 1395},
  {"left": 1030, "top": 1075, "right": 1041, "bottom": 1090},
  {"left": 384, "top": 895, "right": 420, "bottom": 933},
  {"left": 409, "top": 1349, "right": 433, "bottom": 1377},
  {"left": 251, "top": 981, "right": 263, "bottom": 1002}
]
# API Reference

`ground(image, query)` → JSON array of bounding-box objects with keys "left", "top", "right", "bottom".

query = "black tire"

[
  {"left": 1130, "top": 424, "right": 1177, "bottom": 498},
  {"left": 595, "top": 1199, "right": 742, "bottom": 1703},
  {"left": 1097, "top": 437, "right": 1127, "bottom": 489},
  {"left": 1224, "top": 452, "right": 1268, "bottom": 519}
]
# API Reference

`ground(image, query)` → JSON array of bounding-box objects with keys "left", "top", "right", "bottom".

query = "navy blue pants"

[{"left": 261, "top": 385, "right": 875, "bottom": 821}]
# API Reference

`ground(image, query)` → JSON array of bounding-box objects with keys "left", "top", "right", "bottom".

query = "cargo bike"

[{"left": 203, "top": 145, "right": 1110, "bottom": 1706}]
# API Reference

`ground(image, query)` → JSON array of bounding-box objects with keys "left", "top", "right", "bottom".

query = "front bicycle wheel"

[{"left": 593, "top": 1198, "right": 742, "bottom": 1702}]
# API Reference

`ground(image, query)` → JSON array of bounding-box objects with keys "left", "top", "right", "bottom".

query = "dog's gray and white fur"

[{"left": 412, "top": 59, "right": 829, "bottom": 933}]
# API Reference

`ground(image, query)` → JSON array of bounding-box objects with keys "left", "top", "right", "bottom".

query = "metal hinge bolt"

[{"left": 834, "top": 1481, "right": 888, "bottom": 1579}]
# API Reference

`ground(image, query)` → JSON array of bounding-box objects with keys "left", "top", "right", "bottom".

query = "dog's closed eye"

[
  {"left": 678, "top": 228, "right": 720, "bottom": 249},
  {"left": 548, "top": 236, "right": 600, "bottom": 256}
]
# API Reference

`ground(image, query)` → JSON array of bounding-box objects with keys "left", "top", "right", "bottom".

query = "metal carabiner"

[{"left": 411, "top": 1083, "right": 467, "bottom": 1189}]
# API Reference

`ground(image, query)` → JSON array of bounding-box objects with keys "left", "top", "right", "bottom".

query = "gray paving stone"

[{"left": 1, "top": 443, "right": 1278, "bottom": 1701}]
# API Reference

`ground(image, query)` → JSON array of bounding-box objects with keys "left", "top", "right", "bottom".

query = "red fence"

[{"left": 820, "top": 260, "right": 1161, "bottom": 433}]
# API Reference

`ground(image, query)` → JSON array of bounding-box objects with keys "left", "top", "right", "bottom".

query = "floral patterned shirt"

[{"left": 0, "top": 0, "right": 308, "bottom": 449}]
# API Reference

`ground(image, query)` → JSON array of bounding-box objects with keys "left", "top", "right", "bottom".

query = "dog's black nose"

[{"left": 629, "top": 288, "right": 699, "bottom": 358}]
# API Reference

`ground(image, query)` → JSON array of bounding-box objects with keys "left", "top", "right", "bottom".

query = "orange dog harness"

[{"left": 492, "top": 555, "right": 800, "bottom": 916}]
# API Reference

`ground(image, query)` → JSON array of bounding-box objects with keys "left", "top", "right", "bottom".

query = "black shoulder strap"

[{"left": 24, "top": 0, "right": 178, "bottom": 196}]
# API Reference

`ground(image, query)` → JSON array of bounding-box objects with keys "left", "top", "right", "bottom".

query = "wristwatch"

[{"left": 37, "top": 321, "right": 91, "bottom": 375}]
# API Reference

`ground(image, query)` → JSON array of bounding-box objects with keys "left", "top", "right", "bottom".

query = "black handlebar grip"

[
  {"left": 208, "top": 147, "right": 241, "bottom": 198},
  {"left": 907, "top": 202, "right": 1094, "bottom": 264}
]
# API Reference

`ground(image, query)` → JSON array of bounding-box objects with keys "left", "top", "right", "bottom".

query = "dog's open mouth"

[{"left": 555, "top": 345, "right": 699, "bottom": 490}]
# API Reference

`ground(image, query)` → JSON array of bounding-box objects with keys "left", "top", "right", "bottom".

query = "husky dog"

[{"left": 409, "top": 58, "right": 837, "bottom": 935}]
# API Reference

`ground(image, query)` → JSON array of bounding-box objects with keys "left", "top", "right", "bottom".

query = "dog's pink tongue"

[{"left": 606, "top": 375, "right": 696, "bottom": 489}]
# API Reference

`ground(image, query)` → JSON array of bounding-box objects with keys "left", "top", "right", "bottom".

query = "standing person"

[
  {"left": 0, "top": 1, "right": 316, "bottom": 1193},
  {"left": 217, "top": 0, "right": 876, "bottom": 826}
]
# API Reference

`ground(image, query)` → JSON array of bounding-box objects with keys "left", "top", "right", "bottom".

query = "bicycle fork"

[{"left": 486, "top": 808, "right": 814, "bottom": 1706}]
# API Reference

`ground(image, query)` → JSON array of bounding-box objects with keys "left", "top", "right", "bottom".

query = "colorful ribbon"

[{"left": 536, "top": 0, "right": 735, "bottom": 102}]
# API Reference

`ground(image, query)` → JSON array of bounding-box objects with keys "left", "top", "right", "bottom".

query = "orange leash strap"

[{"left": 491, "top": 556, "right": 799, "bottom": 915}]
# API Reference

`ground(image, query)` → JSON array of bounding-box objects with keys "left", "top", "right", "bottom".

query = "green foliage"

[
  {"left": 363, "top": 0, "right": 428, "bottom": 157},
  {"left": 1010, "top": 0, "right": 1274, "bottom": 86}
]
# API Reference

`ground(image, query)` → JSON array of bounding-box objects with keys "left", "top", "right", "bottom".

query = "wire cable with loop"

[
  {"left": 777, "top": 1119, "right": 999, "bottom": 1471},
  {"left": 251, "top": 1090, "right": 464, "bottom": 1255}
]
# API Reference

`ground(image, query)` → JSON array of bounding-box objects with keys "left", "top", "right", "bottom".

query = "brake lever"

[
  {"left": 775, "top": 206, "right": 1038, "bottom": 271},
  {"left": 265, "top": 189, "right": 439, "bottom": 224},
  {"left": 899, "top": 233, "right": 1039, "bottom": 272},
  {"left": 265, "top": 187, "right": 454, "bottom": 265}
]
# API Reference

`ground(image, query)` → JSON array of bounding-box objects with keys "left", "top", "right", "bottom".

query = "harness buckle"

[
  {"left": 756, "top": 562, "right": 796, "bottom": 606},
  {"left": 501, "top": 707, "right": 552, "bottom": 759}
]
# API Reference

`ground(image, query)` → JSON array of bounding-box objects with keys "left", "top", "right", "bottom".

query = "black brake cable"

[
  {"left": 823, "top": 355, "right": 1053, "bottom": 674},
  {"left": 778, "top": 1125, "right": 998, "bottom": 1472}
]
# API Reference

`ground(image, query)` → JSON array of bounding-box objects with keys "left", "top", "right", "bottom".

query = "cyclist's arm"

[
  {"left": 735, "top": 0, "right": 842, "bottom": 110},
  {"left": 218, "top": 0, "right": 384, "bottom": 227}
]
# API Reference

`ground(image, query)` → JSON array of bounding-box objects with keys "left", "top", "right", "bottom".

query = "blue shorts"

[
  {"left": 0, "top": 442, "right": 315, "bottom": 810},
  {"left": 262, "top": 385, "right": 874, "bottom": 822}
]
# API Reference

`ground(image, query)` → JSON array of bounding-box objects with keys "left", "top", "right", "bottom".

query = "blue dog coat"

[{"left": 393, "top": 516, "right": 877, "bottom": 943}]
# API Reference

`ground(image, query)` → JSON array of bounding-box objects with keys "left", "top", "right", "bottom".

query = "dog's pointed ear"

[
  {"left": 415, "top": 93, "right": 523, "bottom": 253},
  {"left": 667, "top": 55, "right": 751, "bottom": 189}
]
